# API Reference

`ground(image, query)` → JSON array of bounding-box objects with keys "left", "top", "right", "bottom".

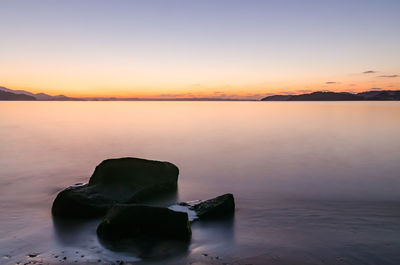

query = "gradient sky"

[{"left": 1, "top": 0, "right": 399, "bottom": 98}]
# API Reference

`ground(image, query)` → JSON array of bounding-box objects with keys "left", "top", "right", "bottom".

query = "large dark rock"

[
  {"left": 97, "top": 204, "right": 191, "bottom": 241},
  {"left": 52, "top": 157, "right": 179, "bottom": 218}
]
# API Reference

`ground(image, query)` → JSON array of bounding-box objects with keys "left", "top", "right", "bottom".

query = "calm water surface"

[{"left": 1, "top": 101, "right": 400, "bottom": 264}]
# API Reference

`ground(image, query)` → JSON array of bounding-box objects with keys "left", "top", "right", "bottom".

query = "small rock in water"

[
  {"left": 190, "top": 193, "right": 235, "bottom": 219},
  {"left": 171, "top": 194, "right": 235, "bottom": 221},
  {"left": 27, "top": 253, "right": 39, "bottom": 258}
]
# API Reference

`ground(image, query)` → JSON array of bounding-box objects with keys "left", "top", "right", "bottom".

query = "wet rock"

[
  {"left": 189, "top": 193, "right": 235, "bottom": 220},
  {"left": 169, "top": 194, "right": 235, "bottom": 221},
  {"left": 97, "top": 204, "right": 191, "bottom": 241},
  {"left": 52, "top": 157, "right": 179, "bottom": 217}
]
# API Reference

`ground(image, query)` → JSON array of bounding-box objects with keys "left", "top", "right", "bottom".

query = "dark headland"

[{"left": 261, "top": 90, "right": 400, "bottom": 101}]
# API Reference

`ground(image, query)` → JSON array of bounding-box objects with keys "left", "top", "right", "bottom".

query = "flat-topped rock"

[
  {"left": 169, "top": 193, "right": 235, "bottom": 221},
  {"left": 52, "top": 157, "right": 179, "bottom": 218},
  {"left": 190, "top": 193, "right": 235, "bottom": 219},
  {"left": 97, "top": 204, "right": 191, "bottom": 241}
]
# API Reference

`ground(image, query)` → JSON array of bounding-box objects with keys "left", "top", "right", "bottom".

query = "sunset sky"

[{"left": 1, "top": 0, "right": 399, "bottom": 99}]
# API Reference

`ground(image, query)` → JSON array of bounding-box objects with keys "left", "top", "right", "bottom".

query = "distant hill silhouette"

[
  {"left": 356, "top": 90, "right": 400, "bottom": 100},
  {"left": 0, "top": 90, "right": 36, "bottom": 100},
  {"left": 0, "top": 86, "right": 248, "bottom": 101},
  {"left": 0, "top": 86, "right": 79, "bottom": 101},
  {"left": 261, "top": 91, "right": 400, "bottom": 101}
]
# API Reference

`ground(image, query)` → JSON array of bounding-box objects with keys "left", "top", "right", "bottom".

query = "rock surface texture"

[
  {"left": 170, "top": 193, "right": 235, "bottom": 221},
  {"left": 97, "top": 204, "right": 191, "bottom": 241},
  {"left": 189, "top": 193, "right": 235, "bottom": 220},
  {"left": 52, "top": 157, "right": 179, "bottom": 217}
]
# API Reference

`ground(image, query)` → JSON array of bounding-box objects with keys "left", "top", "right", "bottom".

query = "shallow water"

[{"left": 1, "top": 101, "right": 400, "bottom": 265}]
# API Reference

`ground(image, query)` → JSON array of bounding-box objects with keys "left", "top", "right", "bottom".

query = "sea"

[{"left": 1, "top": 101, "right": 400, "bottom": 265}]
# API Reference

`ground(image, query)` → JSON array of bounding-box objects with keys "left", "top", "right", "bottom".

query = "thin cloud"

[
  {"left": 370, "top": 87, "right": 382, "bottom": 90},
  {"left": 325, "top": 81, "right": 337, "bottom": 84},
  {"left": 363, "top": 70, "right": 376, "bottom": 74},
  {"left": 378, "top": 75, "right": 398, "bottom": 78}
]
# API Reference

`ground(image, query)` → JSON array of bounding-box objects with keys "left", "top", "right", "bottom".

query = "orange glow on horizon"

[{"left": 1, "top": 78, "right": 398, "bottom": 99}]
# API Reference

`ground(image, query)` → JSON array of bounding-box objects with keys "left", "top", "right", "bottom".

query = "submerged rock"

[
  {"left": 97, "top": 204, "right": 191, "bottom": 241},
  {"left": 170, "top": 193, "right": 235, "bottom": 221},
  {"left": 52, "top": 157, "right": 179, "bottom": 217}
]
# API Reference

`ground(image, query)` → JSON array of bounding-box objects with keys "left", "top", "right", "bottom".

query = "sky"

[{"left": 1, "top": 0, "right": 399, "bottom": 99}]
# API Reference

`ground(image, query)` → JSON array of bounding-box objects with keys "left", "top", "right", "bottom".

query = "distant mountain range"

[
  {"left": 0, "top": 90, "right": 37, "bottom": 100},
  {"left": 0, "top": 86, "right": 79, "bottom": 101},
  {"left": 0, "top": 86, "right": 246, "bottom": 101},
  {"left": 1, "top": 86, "right": 399, "bottom": 101},
  {"left": 261, "top": 90, "right": 400, "bottom": 101}
]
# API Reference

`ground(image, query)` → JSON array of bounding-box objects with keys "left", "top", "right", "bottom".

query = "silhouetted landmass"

[
  {"left": 290, "top": 92, "right": 362, "bottom": 101},
  {"left": 0, "top": 86, "right": 249, "bottom": 101},
  {"left": 260, "top": 95, "right": 293, "bottom": 101},
  {"left": 0, "top": 86, "right": 80, "bottom": 101},
  {"left": 0, "top": 90, "right": 36, "bottom": 100},
  {"left": 2, "top": 85, "right": 399, "bottom": 101},
  {"left": 261, "top": 90, "right": 400, "bottom": 101},
  {"left": 356, "top": 90, "right": 400, "bottom": 100}
]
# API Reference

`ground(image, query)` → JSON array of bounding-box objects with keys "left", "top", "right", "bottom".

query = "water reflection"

[
  {"left": 1, "top": 101, "right": 400, "bottom": 265},
  {"left": 52, "top": 215, "right": 101, "bottom": 246},
  {"left": 191, "top": 216, "right": 235, "bottom": 253},
  {"left": 98, "top": 236, "right": 190, "bottom": 259}
]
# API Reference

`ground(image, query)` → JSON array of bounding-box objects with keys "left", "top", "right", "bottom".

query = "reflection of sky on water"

[{"left": 1, "top": 101, "right": 400, "bottom": 264}]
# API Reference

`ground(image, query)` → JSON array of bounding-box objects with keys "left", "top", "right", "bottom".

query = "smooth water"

[{"left": 1, "top": 101, "right": 400, "bottom": 265}]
